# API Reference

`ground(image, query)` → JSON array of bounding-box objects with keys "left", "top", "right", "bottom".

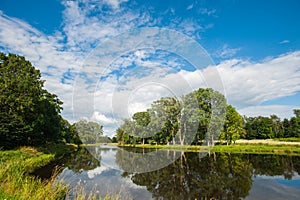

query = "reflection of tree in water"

[
  {"left": 116, "top": 151, "right": 300, "bottom": 200},
  {"left": 249, "top": 154, "right": 300, "bottom": 180},
  {"left": 115, "top": 147, "right": 183, "bottom": 173},
  {"left": 123, "top": 152, "right": 253, "bottom": 200},
  {"left": 62, "top": 147, "right": 101, "bottom": 172}
]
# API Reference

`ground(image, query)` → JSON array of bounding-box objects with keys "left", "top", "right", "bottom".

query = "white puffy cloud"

[
  {"left": 91, "top": 111, "right": 116, "bottom": 125},
  {"left": 216, "top": 51, "right": 300, "bottom": 108}
]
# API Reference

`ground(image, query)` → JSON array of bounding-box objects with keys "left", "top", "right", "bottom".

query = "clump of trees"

[
  {"left": 73, "top": 120, "right": 104, "bottom": 144},
  {"left": 116, "top": 88, "right": 246, "bottom": 146},
  {"left": 116, "top": 88, "right": 300, "bottom": 146},
  {"left": 0, "top": 52, "right": 112, "bottom": 149},
  {"left": 244, "top": 110, "right": 300, "bottom": 139},
  {"left": 3, "top": 52, "right": 298, "bottom": 149},
  {"left": 0, "top": 52, "right": 83, "bottom": 149}
]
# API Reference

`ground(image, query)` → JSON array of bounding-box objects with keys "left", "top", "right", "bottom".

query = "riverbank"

[
  {"left": 0, "top": 144, "right": 128, "bottom": 200},
  {"left": 0, "top": 144, "right": 77, "bottom": 200},
  {"left": 115, "top": 139, "right": 300, "bottom": 155}
]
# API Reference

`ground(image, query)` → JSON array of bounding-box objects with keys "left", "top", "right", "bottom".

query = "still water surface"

[{"left": 37, "top": 146, "right": 300, "bottom": 199}]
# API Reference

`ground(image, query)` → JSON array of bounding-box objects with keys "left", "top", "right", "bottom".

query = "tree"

[
  {"left": 289, "top": 109, "right": 300, "bottom": 137},
  {"left": 178, "top": 92, "right": 200, "bottom": 145},
  {"left": 60, "top": 119, "right": 82, "bottom": 145},
  {"left": 74, "top": 120, "right": 103, "bottom": 144},
  {"left": 270, "top": 115, "right": 283, "bottom": 138},
  {"left": 193, "top": 88, "right": 226, "bottom": 146},
  {"left": 0, "top": 52, "right": 65, "bottom": 148},
  {"left": 244, "top": 116, "right": 274, "bottom": 139},
  {"left": 111, "top": 136, "right": 117, "bottom": 143},
  {"left": 222, "top": 105, "right": 246, "bottom": 145},
  {"left": 116, "top": 128, "right": 125, "bottom": 144},
  {"left": 133, "top": 111, "right": 150, "bottom": 144},
  {"left": 294, "top": 109, "right": 300, "bottom": 119},
  {"left": 150, "top": 97, "right": 180, "bottom": 145}
]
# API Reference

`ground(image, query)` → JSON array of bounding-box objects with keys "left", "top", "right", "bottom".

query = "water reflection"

[{"left": 52, "top": 146, "right": 300, "bottom": 199}]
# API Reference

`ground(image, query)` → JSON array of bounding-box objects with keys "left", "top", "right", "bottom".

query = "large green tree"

[
  {"left": 193, "top": 88, "right": 226, "bottom": 146},
  {"left": 74, "top": 120, "right": 103, "bottom": 144},
  {"left": 0, "top": 52, "right": 66, "bottom": 148},
  {"left": 222, "top": 105, "right": 246, "bottom": 144}
]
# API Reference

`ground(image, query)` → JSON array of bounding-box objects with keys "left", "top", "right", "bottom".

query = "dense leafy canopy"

[
  {"left": 0, "top": 52, "right": 80, "bottom": 149},
  {"left": 116, "top": 89, "right": 300, "bottom": 145},
  {"left": 244, "top": 110, "right": 300, "bottom": 140},
  {"left": 73, "top": 120, "right": 103, "bottom": 144},
  {"left": 116, "top": 88, "right": 232, "bottom": 146}
]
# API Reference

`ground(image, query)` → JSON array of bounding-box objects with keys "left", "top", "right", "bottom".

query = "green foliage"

[
  {"left": 117, "top": 88, "right": 227, "bottom": 146},
  {"left": 221, "top": 105, "right": 246, "bottom": 144},
  {"left": 97, "top": 136, "right": 112, "bottom": 143},
  {"left": 0, "top": 52, "right": 80, "bottom": 149},
  {"left": 117, "top": 86, "right": 300, "bottom": 145},
  {"left": 74, "top": 120, "right": 103, "bottom": 144},
  {"left": 274, "top": 137, "right": 300, "bottom": 142},
  {"left": 244, "top": 110, "right": 300, "bottom": 140},
  {"left": 244, "top": 116, "right": 275, "bottom": 139}
]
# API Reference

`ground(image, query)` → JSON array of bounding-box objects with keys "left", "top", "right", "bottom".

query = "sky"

[{"left": 0, "top": 0, "right": 300, "bottom": 136}]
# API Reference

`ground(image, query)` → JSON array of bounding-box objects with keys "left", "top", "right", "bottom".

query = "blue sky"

[{"left": 0, "top": 0, "right": 300, "bottom": 136}]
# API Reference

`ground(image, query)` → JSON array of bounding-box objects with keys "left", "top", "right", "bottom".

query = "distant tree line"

[
  {"left": 116, "top": 88, "right": 300, "bottom": 146},
  {"left": 244, "top": 110, "right": 300, "bottom": 139}
]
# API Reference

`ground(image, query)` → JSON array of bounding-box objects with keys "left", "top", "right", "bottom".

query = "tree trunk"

[
  {"left": 172, "top": 129, "right": 175, "bottom": 145},
  {"left": 179, "top": 122, "right": 186, "bottom": 146},
  {"left": 211, "top": 136, "right": 215, "bottom": 146}
]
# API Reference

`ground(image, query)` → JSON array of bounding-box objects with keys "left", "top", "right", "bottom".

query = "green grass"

[
  {"left": 117, "top": 142, "right": 300, "bottom": 155},
  {"left": 274, "top": 137, "right": 300, "bottom": 142},
  {"left": 0, "top": 144, "right": 126, "bottom": 200},
  {"left": 0, "top": 146, "right": 67, "bottom": 200},
  {"left": 211, "top": 144, "right": 300, "bottom": 155}
]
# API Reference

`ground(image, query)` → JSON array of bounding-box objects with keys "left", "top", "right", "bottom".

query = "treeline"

[
  {"left": 244, "top": 111, "right": 300, "bottom": 139},
  {"left": 2, "top": 52, "right": 299, "bottom": 149},
  {"left": 116, "top": 88, "right": 245, "bottom": 146},
  {"left": 116, "top": 88, "right": 300, "bottom": 146},
  {"left": 0, "top": 52, "right": 104, "bottom": 149}
]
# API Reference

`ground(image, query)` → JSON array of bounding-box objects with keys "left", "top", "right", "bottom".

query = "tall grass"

[
  {"left": 0, "top": 147, "right": 67, "bottom": 200},
  {"left": 0, "top": 146, "right": 128, "bottom": 200},
  {"left": 66, "top": 185, "right": 126, "bottom": 200}
]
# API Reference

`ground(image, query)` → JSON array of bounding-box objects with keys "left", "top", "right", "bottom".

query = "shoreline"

[{"left": 82, "top": 139, "right": 300, "bottom": 155}]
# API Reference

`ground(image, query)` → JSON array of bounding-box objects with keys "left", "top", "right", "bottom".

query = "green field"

[{"left": 116, "top": 139, "right": 300, "bottom": 155}]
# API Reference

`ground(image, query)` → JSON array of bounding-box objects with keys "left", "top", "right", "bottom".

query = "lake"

[{"left": 35, "top": 146, "right": 300, "bottom": 199}]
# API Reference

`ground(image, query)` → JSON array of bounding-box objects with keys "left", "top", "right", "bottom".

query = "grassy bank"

[
  {"left": 0, "top": 144, "right": 123, "bottom": 200},
  {"left": 0, "top": 146, "right": 68, "bottom": 200},
  {"left": 117, "top": 140, "right": 300, "bottom": 155}
]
